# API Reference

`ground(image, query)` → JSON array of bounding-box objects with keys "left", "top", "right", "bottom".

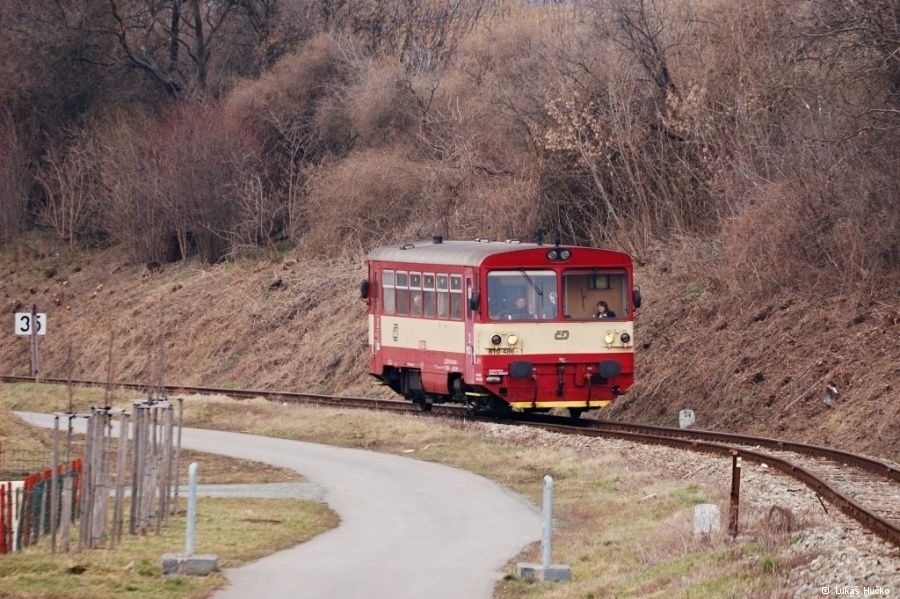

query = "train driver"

[
  {"left": 594, "top": 300, "right": 616, "bottom": 319},
  {"left": 506, "top": 296, "right": 532, "bottom": 319}
]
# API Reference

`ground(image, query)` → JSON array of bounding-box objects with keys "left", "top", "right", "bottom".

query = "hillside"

[
  {"left": 2, "top": 238, "right": 897, "bottom": 460},
  {"left": 1, "top": 2, "right": 897, "bottom": 459}
]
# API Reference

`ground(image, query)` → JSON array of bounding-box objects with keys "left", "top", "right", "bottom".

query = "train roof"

[{"left": 367, "top": 239, "right": 627, "bottom": 267}]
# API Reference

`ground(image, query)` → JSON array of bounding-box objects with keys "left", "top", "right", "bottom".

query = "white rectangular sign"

[{"left": 14, "top": 313, "right": 47, "bottom": 336}]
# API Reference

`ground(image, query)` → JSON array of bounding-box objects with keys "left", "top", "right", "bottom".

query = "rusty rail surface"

[{"left": 2, "top": 374, "right": 898, "bottom": 547}]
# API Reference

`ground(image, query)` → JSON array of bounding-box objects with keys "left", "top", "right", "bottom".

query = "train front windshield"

[
  {"left": 563, "top": 270, "right": 629, "bottom": 319},
  {"left": 487, "top": 270, "right": 558, "bottom": 320}
]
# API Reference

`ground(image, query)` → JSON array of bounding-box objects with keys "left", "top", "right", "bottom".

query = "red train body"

[{"left": 365, "top": 238, "right": 639, "bottom": 415}]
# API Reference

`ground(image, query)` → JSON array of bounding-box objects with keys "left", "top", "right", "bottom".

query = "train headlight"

[
  {"left": 507, "top": 335, "right": 518, "bottom": 346},
  {"left": 547, "top": 250, "right": 558, "bottom": 260},
  {"left": 604, "top": 333, "right": 615, "bottom": 345},
  {"left": 620, "top": 332, "right": 631, "bottom": 344},
  {"left": 491, "top": 335, "right": 502, "bottom": 345},
  {"left": 560, "top": 249, "right": 571, "bottom": 259}
]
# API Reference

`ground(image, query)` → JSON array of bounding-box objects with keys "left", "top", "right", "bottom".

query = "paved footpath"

[{"left": 16, "top": 412, "right": 539, "bottom": 599}]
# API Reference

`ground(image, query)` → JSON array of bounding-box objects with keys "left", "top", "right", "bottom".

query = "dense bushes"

[{"left": 0, "top": 0, "right": 896, "bottom": 297}]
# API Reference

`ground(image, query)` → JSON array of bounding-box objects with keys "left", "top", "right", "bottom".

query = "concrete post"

[
  {"left": 541, "top": 475, "right": 553, "bottom": 569},
  {"left": 516, "top": 474, "right": 571, "bottom": 583},
  {"left": 185, "top": 462, "right": 198, "bottom": 556},
  {"left": 162, "top": 461, "right": 217, "bottom": 576}
]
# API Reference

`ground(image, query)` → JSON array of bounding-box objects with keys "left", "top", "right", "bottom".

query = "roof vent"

[
  {"left": 401, "top": 243, "right": 415, "bottom": 250},
  {"left": 432, "top": 236, "right": 443, "bottom": 244},
  {"left": 505, "top": 239, "right": 520, "bottom": 244}
]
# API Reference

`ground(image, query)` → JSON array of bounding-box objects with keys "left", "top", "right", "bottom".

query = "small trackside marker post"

[
  {"left": 517, "top": 475, "right": 572, "bottom": 583},
  {"left": 729, "top": 452, "right": 741, "bottom": 537},
  {"left": 162, "top": 462, "right": 218, "bottom": 576},
  {"left": 185, "top": 462, "right": 198, "bottom": 556}
]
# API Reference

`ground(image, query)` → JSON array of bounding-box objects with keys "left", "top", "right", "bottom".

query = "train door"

[
  {"left": 464, "top": 268, "right": 476, "bottom": 381},
  {"left": 370, "top": 265, "right": 382, "bottom": 373}
]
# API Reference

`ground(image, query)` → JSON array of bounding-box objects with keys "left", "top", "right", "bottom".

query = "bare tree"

[
  {"left": 0, "top": 111, "right": 29, "bottom": 243},
  {"left": 36, "top": 134, "right": 100, "bottom": 248}
]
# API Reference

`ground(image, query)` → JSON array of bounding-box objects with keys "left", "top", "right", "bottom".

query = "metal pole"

[
  {"left": 112, "top": 412, "right": 129, "bottom": 546},
  {"left": 30, "top": 305, "right": 38, "bottom": 382},
  {"left": 541, "top": 475, "right": 553, "bottom": 569},
  {"left": 50, "top": 415, "right": 59, "bottom": 553},
  {"left": 729, "top": 452, "right": 741, "bottom": 537},
  {"left": 171, "top": 398, "right": 183, "bottom": 516},
  {"left": 185, "top": 462, "right": 198, "bottom": 556},
  {"left": 129, "top": 403, "right": 141, "bottom": 535}
]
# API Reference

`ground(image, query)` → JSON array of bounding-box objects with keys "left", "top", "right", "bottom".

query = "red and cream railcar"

[{"left": 364, "top": 238, "right": 640, "bottom": 415}]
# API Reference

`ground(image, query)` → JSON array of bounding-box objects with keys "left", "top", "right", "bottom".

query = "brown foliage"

[
  {"left": 35, "top": 132, "right": 101, "bottom": 248},
  {"left": 723, "top": 145, "right": 900, "bottom": 295},
  {"left": 0, "top": 111, "right": 29, "bottom": 243},
  {"left": 95, "top": 105, "right": 266, "bottom": 263},
  {"left": 302, "top": 148, "right": 430, "bottom": 253}
]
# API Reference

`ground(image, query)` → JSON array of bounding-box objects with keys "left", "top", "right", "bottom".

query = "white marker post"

[
  {"left": 516, "top": 475, "right": 572, "bottom": 583},
  {"left": 185, "top": 462, "right": 198, "bottom": 556},
  {"left": 541, "top": 475, "right": 553, "bottom": 569},
  {"left": 162, "top": 462, "right": 218, "bottom": 576}
]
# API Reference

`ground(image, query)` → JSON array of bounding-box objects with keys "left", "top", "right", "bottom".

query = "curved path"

[{"left": 16, "top": 412, "right": 539, "bottom": 599}]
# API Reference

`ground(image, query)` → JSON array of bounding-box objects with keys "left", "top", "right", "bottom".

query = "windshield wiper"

[{"left": 519, "top": 269, "right": 544, "bottom": 296}]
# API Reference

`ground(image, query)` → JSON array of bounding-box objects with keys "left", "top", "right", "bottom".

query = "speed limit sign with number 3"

[{"left": 14, "top": 313, "right": 47, "bottom": 336}]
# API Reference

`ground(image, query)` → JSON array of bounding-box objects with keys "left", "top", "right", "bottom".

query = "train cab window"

[
  {"left": 423, "top": 274, "right": 436, "bottom": 317},
  {"left": 383, "top": 270, "right": 395, "bottom": 315},
  {"left": 436, "top": 274, "right": 449, "bottom": 318},
  {"left": 396, "top": 271, "right": 409, "bottom": 315},
  {"left": 487, "top": 270, "right": 558, "bottom": 320},
  {"left": 449, "top": 275, "right": 463, "bottom": 319},
  {"left": 410, "top": 272, "right": 423, "bottom": 316},
  {"left": 563, "top": 270, "right": 628, "bottom": 319}
]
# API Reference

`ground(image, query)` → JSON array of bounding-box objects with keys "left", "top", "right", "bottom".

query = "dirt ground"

[{"left": 1, "top": 237, "right": 897, "bottom": 460}]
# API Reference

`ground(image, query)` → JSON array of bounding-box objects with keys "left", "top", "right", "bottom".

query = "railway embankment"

[{"left": 2, "top": 240, "right": 897, "bottom": 459}]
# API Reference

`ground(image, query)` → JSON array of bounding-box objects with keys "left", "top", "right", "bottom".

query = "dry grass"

[
  {"left": 0, "top": 384, "right": 301, "bottom": 484},
  {"left": 608, "top": 250, "right": 900, "bottom": 461},
  {"left": 152, "top": 392, "right": 786, "bottom": 598},
  {"left": 0, "top": 496, "right": 337, "bottom": 599}
]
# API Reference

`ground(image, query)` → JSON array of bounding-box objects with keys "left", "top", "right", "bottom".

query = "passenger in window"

[
  {"left": 411, "top": 293, "right": 423, "bottom": 316},
  {"left": 506, "top": 296, "right": 532, "bottom": 320},
  {"left": 594, "top": 300, "right": 616, "bottom": 319}
]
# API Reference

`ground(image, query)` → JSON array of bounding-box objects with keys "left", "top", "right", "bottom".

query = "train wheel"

[
  {"left": 568, "top": 408, "right": 585, "bottom": 420},
  {"left": 415, "top": 394, "right": 433, "bottom": 412}
]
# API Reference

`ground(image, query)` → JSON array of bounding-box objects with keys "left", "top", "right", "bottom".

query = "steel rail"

[
  {"left": 510, "top": 420, "right": 900, "bottom": 548},
  {"left": 511, "top": 413, "right": 900, "bottom": 483},
  {"left": 2, "top": 374, "right": 898, "bottom": 546}
]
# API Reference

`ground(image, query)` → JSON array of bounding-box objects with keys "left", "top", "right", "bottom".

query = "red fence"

[{"left": 0, "top": 459, "right": 82, "bottom": 553}]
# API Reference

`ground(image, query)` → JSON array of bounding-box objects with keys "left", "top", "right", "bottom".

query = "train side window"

[
  {"left": 396, "top": 271, "right": 409, "bottom": 315},
  {"left": 410, "top": 272, "right": 423, "bottom": 316},
  {"left": 383, "top": 270, "right": 395, "bottom": 314},
  {"left": 423, "top": 273, "right": 436, "bottom": 318},
  {"left": 450, "top": 274, "right": 463, "bottom": 319},
  {"left": 436, "top": 274, "right": 449, "bottom": 318}
]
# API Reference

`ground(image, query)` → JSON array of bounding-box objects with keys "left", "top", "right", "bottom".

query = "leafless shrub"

[
  {"left": 94, "top": 105, "right": 267, "bottom": 264},
  {"left": 723, "top": 143, "right": 900, "bottom": 297},
  {"left": 345, "top": 63, "right": 422, "bottom": 148},
  {"left": 35, "top": 132, "right": 101, "bottom": 249},
  {"left": 302, "top": 148, "right": 430, "bottom": 253},
  {"left": 0, "top": 110, "right": 29, "bottom": 243},
  {"left": 322, "top": 0, "right": 498, "bottom": 72}
]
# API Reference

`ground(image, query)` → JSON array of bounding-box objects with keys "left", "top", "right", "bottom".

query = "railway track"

[{"left": 2, "top": 374, "right": 898, "bottom": 547}]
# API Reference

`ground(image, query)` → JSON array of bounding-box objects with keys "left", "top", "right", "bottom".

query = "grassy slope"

[
  {"left": 0, "top": 496, "right": 338, "bottom": 599},
  {"left": 1, "top": 239, "right": 897, "bottom": 459}
]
